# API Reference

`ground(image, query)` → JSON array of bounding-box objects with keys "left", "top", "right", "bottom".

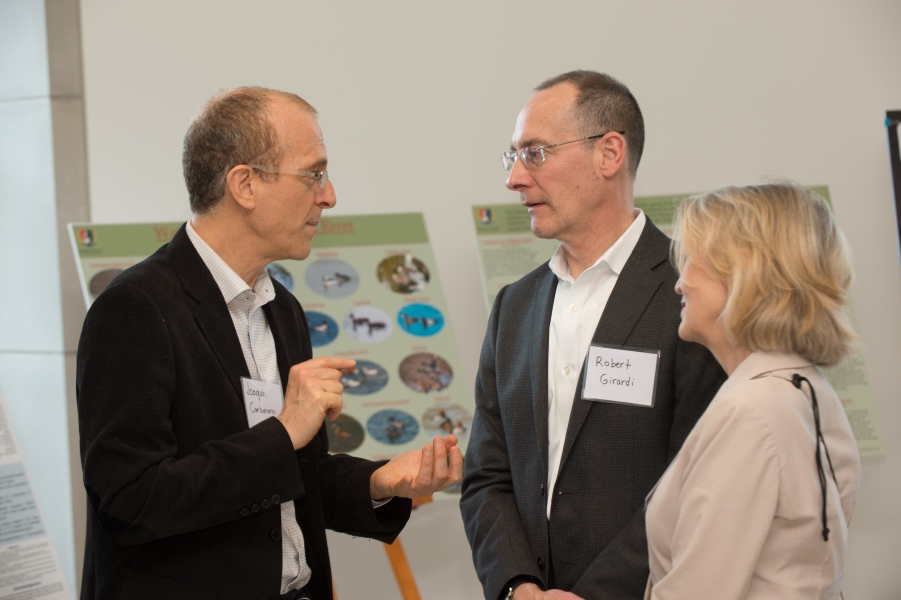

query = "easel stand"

[
  {"left": 383, "top": 496, "right": 432, "bottom": 600},
  {"left": 333, "top": 496, "right": 432, "bottom": 600}
]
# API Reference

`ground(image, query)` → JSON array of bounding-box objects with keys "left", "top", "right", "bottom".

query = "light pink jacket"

[{"left": 645, "top": 352, "right": 860, "bottom": 600}]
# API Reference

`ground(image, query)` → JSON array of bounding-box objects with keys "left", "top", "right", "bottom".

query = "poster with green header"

[
  {"left": 69, "top": 215, "right": 470, "bottom": 496},
  {"left": 471, "top": 186, "right": 885, "bottom": 457}
]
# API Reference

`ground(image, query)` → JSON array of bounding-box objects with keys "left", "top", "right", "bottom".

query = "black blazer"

[
  {"left": 76, "top": 225, "right": 411, "bottom": 600},
  {"left": 460, "top": 219, "right": 726, "bottom": 599}
]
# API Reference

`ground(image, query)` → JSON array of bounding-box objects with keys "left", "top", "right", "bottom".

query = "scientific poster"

[
  {"left": 68, "top": 222, "right": 181, "bottom": 308},
  {"left": 268, "top": 213, "right": 470, "bottom": 494},
  {"left": 471, "top": 187, "right": 885, "bottom": 456},
  {"left": 69, "top": 215, "right": 471, "bottom": 494},
  {"left": 0, "top": 389, "right": 73, "bottom": 600}
]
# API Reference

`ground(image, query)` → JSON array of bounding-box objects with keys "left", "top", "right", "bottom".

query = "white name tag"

[
  {"left": 241, "top": 377, "right": 284, "bottom": 427},
  {"left": 581, "top": 344, "right": 660, "bottom": 408}
]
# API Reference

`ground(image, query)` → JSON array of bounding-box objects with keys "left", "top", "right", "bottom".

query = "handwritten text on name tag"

[{"left": 582, "top": 345, "right": 660, "bottom": 407}]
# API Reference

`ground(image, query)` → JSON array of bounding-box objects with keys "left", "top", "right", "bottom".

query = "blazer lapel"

[
  {"left": 530, "top": 266, "right": 558, "bottom": 480},
  {"left": 558, "top": 219, "right": 670, "bottom": 469},
  {"left": 263, "top": 295, "right": 300, "bottom": 392},
  {"left": 167, "top": 225, "right": 250, "bottom": 402}
]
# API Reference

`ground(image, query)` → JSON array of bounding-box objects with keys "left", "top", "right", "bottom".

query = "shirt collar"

[
  {"left": 548, "top": 209, "right": 646, "bottom": 283},
  {"left": 185, "top": 221, "right": 276, "bottom": 306}
]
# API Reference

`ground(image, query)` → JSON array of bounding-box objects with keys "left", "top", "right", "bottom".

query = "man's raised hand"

[
  {"left": 369, "top": 435, "right": 464, "bottom": 500},
  {"left": 277, "top": 356, "right": 356, "bottom": 450}
]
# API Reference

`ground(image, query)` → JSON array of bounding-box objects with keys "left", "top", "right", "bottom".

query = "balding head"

[{"left": 182, "top": 86, "right": 317, "bottom": 213}]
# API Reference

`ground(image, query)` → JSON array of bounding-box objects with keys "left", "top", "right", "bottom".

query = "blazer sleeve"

[
  {"left": 460, "top": 287, "right": 544, "bottom": 600},
  {"left": 316, "top": 429, "right": 412, "bottom": 542},
  {"left": 571, "top": 337, "right": 727, "bottom": 598},
  {"left": 649, "top": 393, "right": 780, "bottom": 600},
  {"left": 77, "top": 283, "right": 305, "bottom": 546}
]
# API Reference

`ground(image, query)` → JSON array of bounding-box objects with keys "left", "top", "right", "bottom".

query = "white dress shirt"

[
  {"left": 546, "top": 210, "right": 646, "bottom": 517},
  {"left": 186, "top": 222, "right": 311, "bottom": 593}
]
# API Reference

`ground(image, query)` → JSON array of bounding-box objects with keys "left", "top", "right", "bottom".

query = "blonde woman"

[{"left": 645, "top": 182, "right": 861, "bottom": 599}]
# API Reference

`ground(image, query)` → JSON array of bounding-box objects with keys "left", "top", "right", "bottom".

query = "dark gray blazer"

[{"left": 460, "top": 219, "right": 726, "bottom": 599}]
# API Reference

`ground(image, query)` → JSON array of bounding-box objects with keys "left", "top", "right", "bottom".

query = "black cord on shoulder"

[{"left": 791, "top": 373, "right": 838, "bottom": 542}]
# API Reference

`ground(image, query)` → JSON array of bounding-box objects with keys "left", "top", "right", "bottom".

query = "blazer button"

[
  {"left": 540, "top": 483, "right": 545, "bottom": 496},
  {"left": 537, "top": 557, "right": 545, "bottom": 570},
  {"left": 270, "top": 528, "right": 282, "bottom": 542},
  {"left": 251, "top": 504, "right": 261, "bottom": 513},
  {"left": 240, "top": 507, "right": 250, "bottom": 516},
  {"left": 271, "top": 494, "right": 281, "bottom": 505},
  {"left": 262, "top": 499, "right": 271, "bottom": 509}
]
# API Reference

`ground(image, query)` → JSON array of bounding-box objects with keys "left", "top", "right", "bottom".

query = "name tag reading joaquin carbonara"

[
  {"left": 581, "top": 344, "right": 660, "bottom": 408},
  {"left": 241, "top": 377, "right": 284, "bottom": 427}
]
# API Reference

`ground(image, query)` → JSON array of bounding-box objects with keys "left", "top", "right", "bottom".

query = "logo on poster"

[
  {"left": 79, "top": 229, "right": 95, "bottom": 247},
  {"left": 477, "top": 208, "right": 494, "bottom": 225}
]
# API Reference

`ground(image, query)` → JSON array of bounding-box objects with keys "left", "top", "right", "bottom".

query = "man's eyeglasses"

[
  {"left": 500, "top": 131, "right": 625, "bottom": 171},
  {"left": 248, "top": 164, "right": 329, "bottom": 190}
]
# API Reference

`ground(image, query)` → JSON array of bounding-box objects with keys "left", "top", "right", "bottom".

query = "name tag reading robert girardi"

[
  {"left": 241, "top": 377, "right": 284, "bottom": 427},
  {"left": 581, "top": 344, "right": 660, "bottom": 408}
]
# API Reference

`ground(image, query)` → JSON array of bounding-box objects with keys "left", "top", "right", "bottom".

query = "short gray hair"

[
  {"left": 182, "top": 86, "right": 317, "bottom": 214},
  {"left": 536, "top": 71, "right": 645, "bottom": 179}
]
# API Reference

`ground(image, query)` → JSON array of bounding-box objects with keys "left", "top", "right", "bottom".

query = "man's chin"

[
  {"left": 529, "top": 220, "right": 558, "bottom": 240},
  {"left": 283, "top": 239, "right": 313, "bottom": 262}
]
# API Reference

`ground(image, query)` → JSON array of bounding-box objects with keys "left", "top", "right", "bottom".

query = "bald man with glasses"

[{"left": 460, "top": 71, "right": 725, "bottom": 600}]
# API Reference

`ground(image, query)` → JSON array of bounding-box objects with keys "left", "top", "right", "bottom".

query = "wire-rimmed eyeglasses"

[
  {"left": 248, "top": 164, "right": 329, "bottom": 190},
  {"left": 500, "top": 131, "right": 625, "bottom": 171}
]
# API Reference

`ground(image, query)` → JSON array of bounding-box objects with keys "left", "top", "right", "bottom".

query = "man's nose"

[
  {"left": 505, "top": 156, "right": 531, "bottom": 191},
  {"left": 318, "top": 180, "right": 337, "bottom": 208}
]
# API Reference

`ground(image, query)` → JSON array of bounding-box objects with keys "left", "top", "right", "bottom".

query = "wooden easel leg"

[{"left": 383, "top": 538, "right": 421, "bottom": 600}]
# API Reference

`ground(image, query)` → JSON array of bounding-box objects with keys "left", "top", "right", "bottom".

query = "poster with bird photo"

[
  {"left": 269, "top": 213, "right": 470, "bottom": 495},
  {"left": 471, "top": 186, "right": 885, "bottom": 457},
  {"left": 68, "top": 215, "right": 471, "bottom": 496}
]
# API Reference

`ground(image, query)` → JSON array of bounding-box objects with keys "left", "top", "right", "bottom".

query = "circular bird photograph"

[
  {"left": 366, "top": 409, "right": 420, "bottom": 446},
  {"left": 421, "top": 404, "right": 472, "bottom": 440},
  {"left": 304, "top": 258, "right": 360, "bottom": 299},
  {"left": 340, "top": 360, "right": 389, "bottom": 395},
  {"left": 398, "top": 353, "right": 454, "bottom": 394},
  {"left": 376, "top": 254, "right": 430, "bottom": 294},
  {"left": 326, "top": 414, "right": 365, "bottom": 453},
  {"left": 397, "top": 303, "right": 444, "bottom": 337},
  {"left": 342, "top": 306, "right": 393, "bottom": 344},
  {"left": 306, "top": 311, "right": 339, "bottom": 347},
  {"left": 265, "top": 262, "right": 295, "bottom": 292},
  {"left": 89, "top": 269, "right": 123, "bottom": 299}
]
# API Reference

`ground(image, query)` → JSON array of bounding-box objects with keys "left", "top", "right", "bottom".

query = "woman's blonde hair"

[{"left": 671, "top": 182, "right": 856, "bottom": 366}]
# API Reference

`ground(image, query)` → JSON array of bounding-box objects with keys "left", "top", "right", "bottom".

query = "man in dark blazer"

[
  {"left": 77, "top": 87, "right": 462, "bottom": 600},
  {"left": 459, "top": 72, "right": 726, "bottom": 600}
]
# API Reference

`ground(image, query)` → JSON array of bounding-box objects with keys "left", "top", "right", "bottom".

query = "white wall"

[{"left": 78, "top": 1, "right": 901, "bottom": 598}]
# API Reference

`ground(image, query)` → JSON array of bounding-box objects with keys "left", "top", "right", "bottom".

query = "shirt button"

[
  {"left": 563, "top": 366, "right": 570, "bottom": 375},
  {"left": 537, "top": 557, "right": 545, "bottom": 569},
  {"left": 569, "top": 304, "right": 577, "bottom": 312}
]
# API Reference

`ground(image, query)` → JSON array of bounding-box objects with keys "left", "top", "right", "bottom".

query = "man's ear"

[
  {"left": 594, "top": 132, "right": 627, "bottom": 179},
  {"left": 225, "top": 164, "right": 257, "bottom": 210}
]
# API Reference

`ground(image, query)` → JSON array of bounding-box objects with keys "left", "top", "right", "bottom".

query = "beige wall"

[{"left": 76, "top": 1, "right": 901, "bottom": 598}]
